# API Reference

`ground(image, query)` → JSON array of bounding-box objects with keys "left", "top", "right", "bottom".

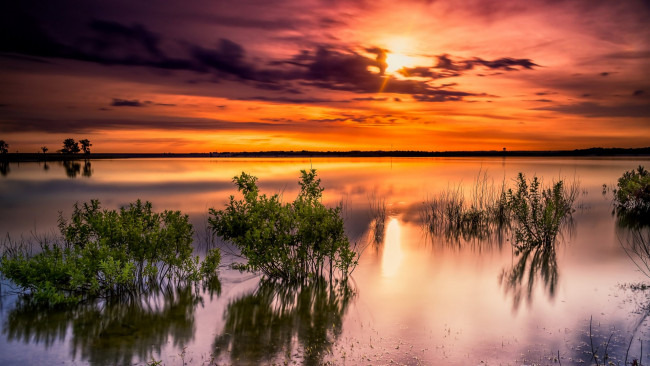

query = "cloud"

[
  {"left": 412, "top": 90, "right": 475, "bottom": 102},
  {"left": 111, "top": 98, "right": 146, "bottom": 107},
  {"left": 239, "top": 96, "right": 344, "bottom": 104},
  {"left": 0, "top": 116, "right": 302, "bottom": 133},
  {"left": 433, "top": 54, "right": 539, "bottom": 71},
  {"left": 535, "top": 102, "right": 650, "bottom": 118},
  {"left": 0, "top": 11, "right": 541, "bottom": 105},
  {"left": 352, "top": 97, "right": 389, "bottom": 101}
]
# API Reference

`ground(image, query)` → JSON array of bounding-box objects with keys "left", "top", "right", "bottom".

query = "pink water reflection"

[{"left": 1, "top": 156, "right": 649, "bottom": 365}]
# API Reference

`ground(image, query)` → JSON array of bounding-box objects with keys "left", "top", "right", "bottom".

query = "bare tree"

[
  {"left": 0, "top": 140, "right": 8, "bottom": 154},
  {"left": 41, "top": 146, "right": 48, "bottom": 154}
]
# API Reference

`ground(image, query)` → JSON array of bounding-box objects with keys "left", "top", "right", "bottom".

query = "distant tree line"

[
  {"left": 60, "top": 138, "right": 92, "bottom": 154},
  {"left": 0, "top": 138, "right": 92, "bottom": 155}
]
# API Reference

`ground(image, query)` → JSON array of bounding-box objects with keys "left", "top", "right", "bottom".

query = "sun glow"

[
  {"left": 382, "top": 36, "right": 421, "bottom": 74},
  {"left": 385, "top": 52, "right": 418, "bottom": 74}
]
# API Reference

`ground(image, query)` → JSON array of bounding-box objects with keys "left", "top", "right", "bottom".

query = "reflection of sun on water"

[{"left": 381, "top": 218, "right": 403, "bottom": 277}]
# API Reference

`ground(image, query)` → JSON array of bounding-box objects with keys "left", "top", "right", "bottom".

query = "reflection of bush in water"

[
  {"left": 3, "top": 285, "right": 201, "bottom": 365},
  {"left": 213, "top": 278, "right": 354, "bottom": 365},
  {"left": 499, "top": 241, "right": 558, "bottom": 310},
  {"left": 619, "top": 227, "right": 650, "bottom": 279}
]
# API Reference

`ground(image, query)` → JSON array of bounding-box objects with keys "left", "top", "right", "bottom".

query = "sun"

[
  {"left": 385, "top": 52, "right": 418, "bottom": 74},
  {"left": 381, "top": 36, "right": 421, "bottom": 74}
]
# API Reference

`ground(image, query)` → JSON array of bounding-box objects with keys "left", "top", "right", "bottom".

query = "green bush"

[
  {"left": 209, "top": 169, "right": 357, "bottom": 282},
  {"left": 614, "top": 165, "right": 650, "bottom": 216},
  {"left": 507, "top": 173, "right": 576, "bottom": 249},
  {"left": 0, "top": 200, "right": 220, "bottom": 305}
]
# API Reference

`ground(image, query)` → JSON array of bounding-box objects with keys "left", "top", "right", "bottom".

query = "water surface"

[{"left": 1, "top": 157, "right": 649, "bottom": 365}]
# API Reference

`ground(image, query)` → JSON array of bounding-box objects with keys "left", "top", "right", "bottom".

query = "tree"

[
  {"left": 0, "top": 140, "right": 8, "bottom": 154},
  {"left": 79, "top": 139, "right": 92, "bottom": 155},
  {"left": 61, "top": 138, "right": 80, "bottom": 154},
  {"left": 41, "top": 146, "right": 48, "bottom": 154}
]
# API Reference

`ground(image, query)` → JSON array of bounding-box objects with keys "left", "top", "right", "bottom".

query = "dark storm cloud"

[{"left": 536, "top": 102, "right": 650, "bottom": 118}]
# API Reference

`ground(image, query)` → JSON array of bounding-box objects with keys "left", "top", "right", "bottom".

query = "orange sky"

[{"left": 1, "top": 0, "right": 649, "bottom": 152}]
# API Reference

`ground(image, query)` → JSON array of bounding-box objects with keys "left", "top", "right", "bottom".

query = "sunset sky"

[{"left": 1, "top": 0, "right": 649, "bottom": 153}]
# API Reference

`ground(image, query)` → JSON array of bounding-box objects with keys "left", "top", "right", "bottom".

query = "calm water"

[{"left": 1, "top": 157, "right": 649, "bottom": 365}]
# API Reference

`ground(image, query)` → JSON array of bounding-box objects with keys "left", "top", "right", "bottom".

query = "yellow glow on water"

[{"left": 381, "top": 218, "right": 403, "bottom": 278}]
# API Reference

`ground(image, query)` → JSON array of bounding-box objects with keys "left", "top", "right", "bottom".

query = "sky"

[{"left": 0, "top": 0, "right": 649, "bottom": 153}]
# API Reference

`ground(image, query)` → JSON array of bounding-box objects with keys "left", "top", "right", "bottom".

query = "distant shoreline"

[{"left": 2, "top": 147, "right": 650, "bottom": 162}]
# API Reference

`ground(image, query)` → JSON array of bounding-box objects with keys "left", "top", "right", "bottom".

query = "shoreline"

[{"left": 1, "top": 146, "right": 650, "bottom": 162}]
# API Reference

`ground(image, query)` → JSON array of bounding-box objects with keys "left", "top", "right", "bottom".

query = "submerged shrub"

[
  {"left": 614, "top": 165, "right": 650, "bottom": 217},
  {"left": 507, "top": 173, "right": 577, "bottom": 249},
  {"left": 0, "top": 200, "right": 220, "bottom": 305},
  {"left": 209, "top": 169, "right": 358, "bottom": 282}
]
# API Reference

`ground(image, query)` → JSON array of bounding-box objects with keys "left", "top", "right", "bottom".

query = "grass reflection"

[
  {"left": 3, "top": 285, "right": 203, "bottom": 365},
  {"left": 213, "top": 278, "right": 354, "bottom": 365}
]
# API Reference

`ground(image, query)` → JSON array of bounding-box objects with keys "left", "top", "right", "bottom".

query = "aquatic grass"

[
  {"left": 420, "top": 170, "right": 510, "bottom": 244},
  {"left": 368, "top": 193, "right": 387, "bottom": 244}
]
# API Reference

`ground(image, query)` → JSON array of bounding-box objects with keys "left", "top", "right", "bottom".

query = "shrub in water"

[
  {"left": 209, "top": 169, "right": 357, "bottom": 282},
  {"left": 0, "top": 199, "right": 220, "bottom": 304},
  {"left": 507, "top": 173, "right": 576, "bottom": 249},
  {"left": 614, "top": 165, "right": 650, "bottom": 217}
]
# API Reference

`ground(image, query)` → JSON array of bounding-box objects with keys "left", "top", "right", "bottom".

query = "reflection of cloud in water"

[{"left": 382, "top": 218, "right": 403, "bottom": 278}]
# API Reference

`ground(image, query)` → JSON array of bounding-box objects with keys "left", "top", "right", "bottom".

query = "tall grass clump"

[
  {"left": 507, "top": 173, "right": 578, "bottom": 250},
  {"left": 420, "top": 171, "right": 509, "bottom": 242},
  {"left": 209, "top": 169, "right": 358, "bottom": 282},
  {"left": 368, "top": 194, "right": 387, "bottom": 244},
  {"left": 0, "top": 200, "right": 221, "bottom": 305}
]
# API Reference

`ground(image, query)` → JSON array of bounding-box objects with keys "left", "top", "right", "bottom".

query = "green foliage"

[
  {"left": 507, "top": 173, "right": 576, "bottom": 250},
  {"left": 0, "top": 200, "right": 220, "bottom": 305},
  {"left": 614, "top": 165, "right": 650, "bottom": 217},
  {"left": 209, "top": 169, "right": 357, "bottom": 282}
]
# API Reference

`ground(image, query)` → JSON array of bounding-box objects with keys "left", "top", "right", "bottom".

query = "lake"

[{"left": 1, "top": 157, "right": 649, "bottom": 365}]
